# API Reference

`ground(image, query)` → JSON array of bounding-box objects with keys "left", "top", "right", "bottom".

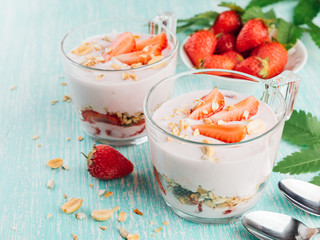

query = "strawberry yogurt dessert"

[
  {"left": 61, "top": 18, "right": 178, "bottom": 145},
  {"left": 144, "top": 70, "right": 289, "bottom": 223}
]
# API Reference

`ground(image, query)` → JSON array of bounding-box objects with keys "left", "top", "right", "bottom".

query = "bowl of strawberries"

[{"left": 180, "top": 10, "right": 307, "bottom": 79}]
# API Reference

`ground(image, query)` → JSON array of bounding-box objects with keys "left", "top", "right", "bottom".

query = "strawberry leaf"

[
  {"left": 246, "top": 0, "right": 286, "bottom": 9},
  {"left": 273, "top": 145, "right": 320, "bottom": 174},
  {"left": 241, "top": 6, "right": 276, "bottom": 23},
  {"left": 282, "top": 110, "right": 320, "bottom": 145},
  {"left": 293, "top": 0, "right": 320, "bottom": 25},
  {"left": 218, "top": 2, "right": 244, "bottom": 14},
  {"left": 310, "top": 173, "right": 320, "bottom": 186},
  {"left": 307, "top": 21, "right": 320, "bottom": 48},
  {"left": 276, "top": 18, "right": 303, "bottom": 49},
  {"left": 177, "top": 11, "right": 219, "bottom": 33}
]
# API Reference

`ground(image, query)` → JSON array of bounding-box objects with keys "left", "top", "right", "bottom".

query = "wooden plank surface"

[{"left": 0, "top": 0, "right": 320, "bottom": 239}]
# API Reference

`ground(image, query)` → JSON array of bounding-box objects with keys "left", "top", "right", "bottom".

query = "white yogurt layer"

[{"left": 149, "top": 89, "right": 284, "bottom": 218}]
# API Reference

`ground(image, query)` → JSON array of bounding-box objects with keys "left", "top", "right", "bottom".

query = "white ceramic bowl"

[{"left": 180, "top": 37, "right": 308, "bottom": 74}]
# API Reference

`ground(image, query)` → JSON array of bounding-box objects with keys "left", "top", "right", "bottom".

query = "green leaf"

[
  {"left": 241, "top": 6, "right": 276, "bottom": 23},
  {"left": 219, "top": 2, "right": 244, "bottom": 14},
  {"left": 310, "top": 173, "right": 320, "bottom": 186},
  {"left": 273, "top": 145, "right": 320, "bottom": 174},
  {"left": 307, "top": 21, "right": 320, "bottom": 48},
  {"left": 264, "top": 9, "right": 276, "bottom": 20},
  {"left": 246, "top": 0, "right": 286, "bottom": 9},
  {"left": 276, "top": 18, "right": 303, "bottom": 49},
  {"left": 282, "top": 110, "right": 320, "bottom": 145},
  {"left": 177, "top": 11, "right": 218, "bottom": 33},
  {"left": 293, "top": 0, "right": 320, "bottom": 25}
]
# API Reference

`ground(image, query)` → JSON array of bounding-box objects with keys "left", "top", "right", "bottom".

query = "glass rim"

[
  {"left": 143, "top": 69, "right": 287, "bottom": 147},
  {"left": 60, "top": 17, "right": 178, "bottom": 73}
]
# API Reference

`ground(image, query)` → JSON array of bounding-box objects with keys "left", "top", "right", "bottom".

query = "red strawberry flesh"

[
  {"left": 135, "top": 32, "right": 168, "bottom": 51},
  {"left": 115, "top": 46, "right": 162, "bottom": 65}
]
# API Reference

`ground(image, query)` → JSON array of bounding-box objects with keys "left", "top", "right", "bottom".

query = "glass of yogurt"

[
  {"left": 60, "top": 14, "right": 178, "bottom": 145},
  {"left": 144, "top": 69, "right": 300, "bottom": 223}
]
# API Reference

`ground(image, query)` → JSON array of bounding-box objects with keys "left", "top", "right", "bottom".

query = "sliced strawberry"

[
  {"left": 135, "top": 32, "right": 168, "bottom": 51},
  {"left": 115, "top": 46, "right": 161, "bottom": 65},
  {"left": 81, "top": 109, "right": 121, "bottom": 125},
  {"left": 153, "top": 166, "right": 166, "bottom": 195},
  {"left": 191, "top": 124, "right": 247, "bottom": 143},
  {"left": 209, "top": 96, "right": 259, "bottom": 123},
  {"left": 189, "top": 87, "right": 225, "bottom": 120},
  {"left": 103, "top": 32, "right": 136, "bottom": 62}
]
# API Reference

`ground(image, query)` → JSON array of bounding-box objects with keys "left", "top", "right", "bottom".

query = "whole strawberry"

[
  {"left": 202, "top": 55, "right": 235, "bottom": 70},
  {"left": 236, "top": 19, "right": 269, "bottom": 52},
  {"left": 222, "top": 51, "right": 244, "bottom": 66},
  {"left": 234, "top": 56, "right": 268, "bottom": 78},
  {"left": 251, "top": 42, "right": 288, "bottom": 78},
  {"left": 184, "top": 30, "right": 217, "bottom": 67},
  {"left": 211, "top": 10, "right": 242, "bottom": 34},
  {"left": 84, "top": 144, "right": 134, "bottom": 180},
  {"left": 215, "top": 33, "right": 236, "bottom": 54}
]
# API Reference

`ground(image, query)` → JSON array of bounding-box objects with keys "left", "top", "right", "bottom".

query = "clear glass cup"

[
  {"left": 60, "top": 16, "right": 178, "bottom": 146},
  {"left": 144, "top": 69, "right": 300, "bottom": 224}
]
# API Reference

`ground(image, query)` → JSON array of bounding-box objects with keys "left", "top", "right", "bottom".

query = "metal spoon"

[
  {"left": 278, "top": 179, "right": 320, "bottom": 217},
  {"left": 242, "top": 211, "right": 320, "bottom": 240}
]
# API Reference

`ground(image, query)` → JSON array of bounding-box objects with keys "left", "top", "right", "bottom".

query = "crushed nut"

[
  {"left": 102, "top": 35, "right": 112, "bottom": 42},
  {"left": 37, "top": 144, "right": 42, "bottom": 147},
  {"left": 193, "top": 128, "right": 200, "bottom": 136},
  {"left": 122, "top": 73, "right": 137, "bottom": 81},
  {"left": 47, "top": 158, "right": 64, "bottom": 169},
  {"left": 168, "top": 122, "right": 180, "bottom": 136},
  {"left": 127, "top": 234, "right": 140, "bottom": 240},
  {"left": 211, "top": 100, "right": 219, "bottom": 112},
  {"left": 161, "top": 115, "right": 173, "bottom": 120},
  {"left": 119, "top": 227, "right": 129, "bottom": 238},
  {"left": 111, "top": 64, "right": 121, "bottom": 70},
  {"left": 64, "top": 193, "right": 67, "bottom": 199},
  {"left": 89, "top": 184, "right": 93, "bottom": 188},
  {"left": 47, "top": 179, "right": 54, "bottom": 189},
  {"left": 178, "top": 119, "right": 190, "bottom": 131},
  {"left": 202, "top": 109, "right": 208, "bottom": 114},
  {"left": 201, "top": 139, "right": 216, "bottom": 160},
  {"left": 75, "top": 212, "right": 86, "bottom": 221},
  {"left": 95, "top": 74, "right": 104, "bottom": 81},
  {"left": 99, "top": 226, "right": 107, "bottom": 231},
  {"left": 61, "top": 198, "right": 83, "bottom": 214},
  {"left": 192, "top": 99, "right": 204, "bottom": 110},
  {"left": 63, "top": 95, "right": 71, "bottom": 102},
  {"left": 10, "top": 85, "right": 17, "bottom": 90},
  {"left": 62, "top": 164, "right": 69, "bottom": 170},
  {"left": 72, "top": 42, "right": 94, "bottom": 56},
  {"left": 163, "top": 221, "right": 169, "bottom": 225},
  {"left": 98, "top": 189, "right": 106, "bottom": 196},
  {"left": 51, "top": 100, "right": 58, "bottom": 105},
  {"left": 46, "top": 213, "right": 52, "bottom": 219},
  {"left": 32, "top": 135, "right": 40, "bottom": 140},
  {"left": 133, "top": 209, "right": 143, "bottom": 216},
  {"left": 218, "top": 120, "right": 226, "bottom": 125},
  {"left": 112, "top": 206, "right": 120, "bottom": 212},
  {"left": 148, "top": 55, "right": 164, "bottom": 65},
  {"left": 61, "top": 82, "right": 67, "bottom": 86},
  {"left": 227, "top": 105, "right": 236, "bottom": 111},
  {"left": 72, "top": 234, "right": 78, "bottom": 240},
  {"left": 104, "top": 191, "right": 113, "bottom": 198},
  {"left": 118, "top": 212, "right": 127, "bottom": 222},
  {"left": 154, "top": 226, "right": 162, "bottom": 233},
  {"left": 243, "top": 110, "right": 249, "bottom": 120},
  {"left": 247, "top": 119, "right": 266, "bottom": 135},
  {"left": 104, "top": 47, "right": 112, "bottom": 54},
  {"left": 131, "top": 63, "right": 142, "bottom": 68},
  {"left": 77, "top": 136, "right": 83, "bottom": 141},
  {"left": 66, "top": 138, "right": 71, "bottom": 141},
  {"left": 91, "top": 209, "right": 113, "bottom": 221}
]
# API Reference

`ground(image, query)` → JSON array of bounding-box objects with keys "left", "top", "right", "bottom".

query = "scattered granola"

[
  {"left": 211, "top": 100, "right": 219, "bottom": 111},
  {"left": 62, "top": 164, "right": 69, "bottom": 170},
  {"left": 63, "top": 95, "right": 71, "bottom": 102},
  {"left": 37, "top": 144, "right": 42, "bottom": 147},
  {"left": 64, "top": 193, "right": 67, "bottom": 199},
  {"left": 203, "top": 118, "right": 212, "bottom": 124},
  {"left": 89, "top": 184, "right": 93, "bottom": 188},
  {"left": 72, "top": 42, "right": 94, "bottom": 56},
  {"left": 193, "top": 128, "right": 200, "bottom": 136},
  {"left": 72, "top": 234, "right": 78, "bottom": 240},
  {"left": 32, "top": 135, "right": 40, "bottom": 140},
  {"left": 154, "top": 226, "right": 162, "bottom": 233},
  {"left": 133, "top": 208, "right": 143, "bottom": 216},
  {"left": 61, "top": 82, "right": 67, "bottom": 86},
  {"left": 10, "top": 85, "right": 17, "bottom": 90},
  {"left": 131, "top": 63, "right": 142, "bottom": 68},
  {"left": 127, "top": 234, "right": 140, "bottom": 240},
  {"left": 95, "top": 74, "right": 104, "bottom": 81},
  {"left": 247, "top": 119, "right": 266, "bottom": 135},
  {"left": 111, "top": 64, "right": 121, "bottom": 70},
  {"left": 66, "top": 138, "right": 71, "bottom": 141},
  {"left": 161, "top": 115, "right": 173, "bottom": 120},
  {"left": 46, "top": 213, "right": 52, "bottom": 219},
  {"left": 77, "top": 136, "right": 83, "bottom": 141},
  {"left": 167, "top": 137, "right": 172, "bottom": 142},
  {"left": 119, "top": 227, "right": 129, "bottom": 238},
  {"left": 51, "top": 100, "right": 58, "bottom": 105},
  {"left": 104, "top": 191, "right": 113, "bottom": 198},
  {"left": 227, "top": 105, "right": 236, "bottom": 111},
  {"left": 201, "top": 139, "right": 216, "bottom": 160},
  {"left": 112, "top": 206, "right": 120, "bottom": 212},
  {"left": 61, "top": 198, "right": 83, "bottom": 214},
  {"left": 47, "top": 158, "right": 64, "bottom": 169},
  {"left": 178, "top": 119, "right": 189, "bottom": 131},
  {"left": 99, "top": 226, "right": 107, "bottom": 231},
  {"left": 118, "top": 212, "right": 127, "bottom": 222},
  {"left": 163, "top": 221, "right": 169, "bottom": 225},
  {"left": 147, "top": 55, "right": 164, "bottom": 65},
  {"left": 91, "top": 209, "right": 113, "bottom": 221},
  {"left": 168, "top": 122, "right": 180, "bottom": 136},
  {"left": 122, "top": 73, "right": 137, "bottom": 81},
  {"left": 47, "top": 179, "right": 54, "bottom": 189},
  {"left": 75, "top": 212, "right": 86, "bottom": 221}
]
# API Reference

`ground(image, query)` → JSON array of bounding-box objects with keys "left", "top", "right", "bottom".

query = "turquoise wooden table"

[{"left": 1, "top": 0, "right": 320, "bottom": 239}]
